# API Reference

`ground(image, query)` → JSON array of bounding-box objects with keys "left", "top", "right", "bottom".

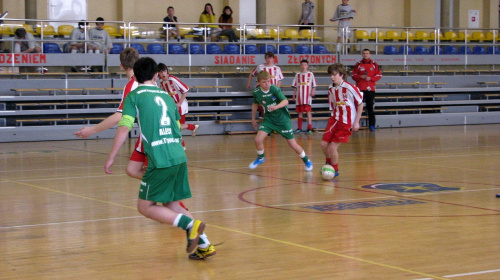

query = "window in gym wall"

[{"left": 48, "top": 0, "right": 87, "bottom": 29}]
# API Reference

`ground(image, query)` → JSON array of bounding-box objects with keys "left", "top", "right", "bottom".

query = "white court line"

[{"left": 414, "top": 268, "right": 500, "bottom": 279}]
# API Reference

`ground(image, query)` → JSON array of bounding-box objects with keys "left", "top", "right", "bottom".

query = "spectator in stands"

[
  {"left": 14, "top": 28, "right": 41, "bottom": 53},
  {"left": 329, "top": 0, "right": 356, "bottom": 46},
  {"left": 352, "top": 49, "right": 382, "bottom": 132},
  {"left": 298, "top": 0, "right": 315, "bottom": 31},
  {"left": 89, "top": 17, "right": 113, "bottom": 54},
  {"left": 249, "top": 71, "right": 313, "bottom": 172},
  {"left": 218, "top": 6, "right": 238, "bottom": 42},
  {"left": 199, "top": 3, "right": 221, "bottom": 41},
  {"left": 157, "top": 63, "right": 200, "bottom": 149},
  {"left": 292, "top": 59, "right": 317, "bottom": 135},
  {"left": 321, "top": 63, "right": 363, "bottom": 178},
  {"left": 66, "top": 20, "right": 92, "bottom": 53},
  {"left": 163, "top": 6, "right": 181, "bottom": 41}
]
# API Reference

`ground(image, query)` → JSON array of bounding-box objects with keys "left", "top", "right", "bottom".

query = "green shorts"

[
  {"left": 259, "top": 119, "right": 294, "bottom": 140},
  {"left": 139, "top": 162, "right": 192, "bottom": 203}
]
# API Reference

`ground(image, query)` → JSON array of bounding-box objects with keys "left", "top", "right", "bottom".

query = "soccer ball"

[{"left": 321, "top": 164, "right": 336, "bottom": 181}]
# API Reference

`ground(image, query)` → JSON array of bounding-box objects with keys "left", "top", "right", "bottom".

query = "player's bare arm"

[
  {"left": 104, "top": 125, "right": 129, "bottom": 174},
  {"left": 74, "top": 112, "right": 122, "bottom": 138}
]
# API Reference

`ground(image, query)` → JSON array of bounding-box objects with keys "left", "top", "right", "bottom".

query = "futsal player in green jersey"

[
  {"left": 104, "top": 57, "right": 215, "bottom": 260},
  {"left": 249, "top": 71, "right": 313, "bottom": 171}
]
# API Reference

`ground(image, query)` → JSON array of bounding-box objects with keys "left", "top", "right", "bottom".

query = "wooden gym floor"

[{"left": 1, "top": 124, "right": 499, "bottom": 280}]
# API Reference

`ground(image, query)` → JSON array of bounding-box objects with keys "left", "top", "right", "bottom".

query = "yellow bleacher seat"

[
  {"left": 14, "top": 24, "right": 36, "bottom": 35},
  {"left": 414, "top": 30, "right": 430, "bottom": 41},
  {"left": 299, "top": 29, "right": 321, "bottom": 41},
  {"left": 355, "top": 29, "right": 370, "bottom": 40},
  {"left": 430, "top": 31, "right": 444, "bottom": 41},
  {"left": 470, "top": 31, "right": 485, "bottom": 42},
  {"left": 284, "top": 28, "right": 304, "bottom": 40},
  {"left": 385, "top": 30, "right": 401, "bottom": 41},
  {"left": 255, "top": 28, "right": 272, "bottom": 40},
  {"left": 119, "top": 26, "right": 139, "bottom": 38},
  {"left": 103, "top": 25, "right": 122, "bottom": 37},
  {"left": 485, "top": 32, "right": 495, "bottom": 42},
  {"left": 57, "top": 25, "right": 74, "bottom": 37},
  {"left": 0, "top": 25, "right": 15, "bottom": 36},
  {"left": 442, "top": 31, "right": 458, "bottom": 41},
  {"left": 36, "top": 25, "right": 58, "bottom": 36},
  {"left": 369, "top": 31, "right": 385, "bottom": 41},
  {"left": 270, "top": 29, "right": 289, "bottom": 40},
  {"left": 400, "top": 31, "right": 414, "bottom": 41},
  {"left": 457, "top": 31, "right": 471, "bottom": 42}
]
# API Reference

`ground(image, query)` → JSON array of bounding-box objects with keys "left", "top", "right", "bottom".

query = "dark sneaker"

[{"left": 188, "top": 244, "right": 216, "bottom": 260}]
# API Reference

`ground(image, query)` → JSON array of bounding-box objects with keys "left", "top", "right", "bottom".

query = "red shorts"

[
  {"left": 295, "top": 105, "right": 312, "bottom": 113},
  {"left": 322, "top": 117, "right": 352, "bottom": 143},
  {"left": 130, "top": 138, "right": 147, "bottom": 165}
]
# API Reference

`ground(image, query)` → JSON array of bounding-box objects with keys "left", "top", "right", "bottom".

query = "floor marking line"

[{"left": 208, "top": 224, "right": 449, "bottom": 280}]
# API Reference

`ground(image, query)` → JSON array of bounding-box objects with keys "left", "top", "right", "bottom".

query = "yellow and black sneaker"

[{"left": 189, "top": 244, "right": 217, "bottom": 260}]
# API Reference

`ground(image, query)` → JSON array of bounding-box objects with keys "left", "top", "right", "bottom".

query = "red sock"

[
  {"left": 307, "top": 124, "right": 312, "bottom": 130},
  {"left": 298, "top": 117, "right": 303, "bottom": 130},
  {"left": 179, "top": 201, "right": 188, "bottom": 210},
  {"left": 333, "top": 164, "right": 338, "bottom": 171},
  {"left": 326, "top": 158, "right": 333, "bottom": 165},
  {"left": 187, "top": 124, "right": 195, "bottom": 130},
  {"left": 182, "top": 140, "right": 185, "bottom": 147}
]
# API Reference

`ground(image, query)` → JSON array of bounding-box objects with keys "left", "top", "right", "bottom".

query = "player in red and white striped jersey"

[
  {"left": 157, "top": 63, "right": 199, "bottom": 149},
  {"left": 292, "top": 60, "right": 317, "bottom": 134},
  {"left": 321, "top": 63, "right": 363, "bottom": 177}
]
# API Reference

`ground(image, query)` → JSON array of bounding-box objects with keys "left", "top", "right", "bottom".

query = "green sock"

[
  {"left": 301, "top": 155, "right": 310, "bottom": 163},
  {"left": 258, "top": 153, "right": 265, "bottom": 159},
  {"left": 176, "top": 215, "right": 193, "bottom": 230}
]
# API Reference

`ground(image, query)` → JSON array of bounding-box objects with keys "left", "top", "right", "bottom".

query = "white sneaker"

[{"left": 192, "top": 124, "right": 200, "bottom": 137}]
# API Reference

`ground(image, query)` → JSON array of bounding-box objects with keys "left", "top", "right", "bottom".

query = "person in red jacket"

[{"left": 352, "top": 49, "right": 382, "bottom": 131}]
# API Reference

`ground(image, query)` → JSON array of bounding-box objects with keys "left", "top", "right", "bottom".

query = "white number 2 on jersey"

[{"left": 155, "top": 96, "right": 171, "bottom": 126}]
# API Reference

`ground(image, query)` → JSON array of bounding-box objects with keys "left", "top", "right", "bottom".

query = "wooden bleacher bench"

[
  {"left": 375, "top": 107, "right": 445, "bottom": 113},
  {"left": 188, "top": 99, "right": 232, "bottom": 104},
  {"left": 385, "top": 83, "right": 402, "bottom": 88},
  {"left": 477, "top": 81, "right": 500, "bottom": 87},
  {"left": 16, "top": 116, "right": 106, "bottom": 125},
  {"left": 186, "top": 113, "right": 232, "bottom": 119},
  {"left": 432, "top": 82, "right": 447, "bottom": 87}
]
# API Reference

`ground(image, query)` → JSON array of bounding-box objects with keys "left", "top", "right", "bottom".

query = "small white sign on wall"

[
  {"left": 468, "top": 10, "right": 479, "bottom": 28},
  {"left": 48, "top": 0, "right": 87, "bottom": 29}
]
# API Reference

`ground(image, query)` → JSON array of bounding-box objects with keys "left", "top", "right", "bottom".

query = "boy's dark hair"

[
  {"left": 300, "top": 59, "right": 309, "bottom": 64},
  {"left": 133, "top": 57, "right": 158, "bottom": 83},
  {"left": 157, "top": 62, "right": 169, "bottom": 74},
  {"left": 167, "top": 6, "right": 174, "bottom": 11},
  {"left": 78, "top": 20, "right": 87, "bottom": 29},
  {"left": 362, "top": 48, "right": 371, "bottom": 53},
  {"left": 327, "top": 63, "right": 347, "bottom": 79},
  {"left": 96, "top": 17, "right": 104, "bottom": 22},
  {"left": 15, "top": 28, "right": 26, "bottom": 38},
  {"left": 264, "top": 51, "right": 275, "bottom": 59},
  {"left": 119, "top": 47, "right": 139, "bottom": 70}
]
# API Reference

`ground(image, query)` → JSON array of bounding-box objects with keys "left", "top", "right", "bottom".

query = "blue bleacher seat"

[
  {"left": 207, "top": 44, "right": 224, "bottom": 54},
  {"left": 224, "top": 44, "right": 240, "bottom": 54},
  {"left": 414, "top": 46, "right": 429, "bottom": 54},
  {"left": 130, "top": 43, "right": 148, "bottom": 54},
  {"left": 43, "top": 43, "right": 62, "bottom": 53},
  {"left": 383, "top": 45, "right": 398, "bottom": 55},
  {"left": 295, "top": 45, "right": 311, "bottom": 54},
  {"left": 168, "top": 44, "right": 186, "bottom": 54},
  {"left": 472, "top": 46, "right": 486, "bottom": 55},
  {"left": 444, "top": 46, "right": 458, "bottom": 54},
  {"left": 189, "top": 44, "right": 205, "bottom": 54},
  {"left": 109, "top": 43, "right": 124, "bottom": 54},
  {"left": 244, "top": 45, "right": 259, "bottom": 54},
  {"left": 487, "top": 46, "right": 500, "bottom": 54},
  {"left": 399, "top": 46, "right": 413, "bottom": 55},
  {"left": 260, "top": 45, "right": 277, "bottom": 54},
  {"left": 429, "top": 46, "right": 443, "bottom": 55},
  {"left": 278, "top": 45, "right": 294, "bottom": 54},
  {"left": 458, "top": 46, "right": 472, "bottom": 54},
  {"left": 313, "top": 45, "right": 329, "bottom": 54},
  {"left": 147, "top": 43, "right": 166, "bottom": 54}
]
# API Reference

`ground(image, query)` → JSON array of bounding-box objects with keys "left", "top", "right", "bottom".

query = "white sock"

[
  {"left": 71, "top": 49, "right": 77, "bottom": 54},
  {"left": 173, "top": 214, "right": 182, "bottom": 226},
  {"left": 257, "top": 149, "right": 264, "bottom": 156},
  {"left": 88, "top": 49, "right": 93, "bottom": 53},
  {"left": 299, "top": 151, "right": 306, "bottom": 158},
  {"left": 95, "top": 49, "right": 100, "bottom": 54},
  {"left": 198, "top": 233, "right": 210, "bottom": 249}
]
